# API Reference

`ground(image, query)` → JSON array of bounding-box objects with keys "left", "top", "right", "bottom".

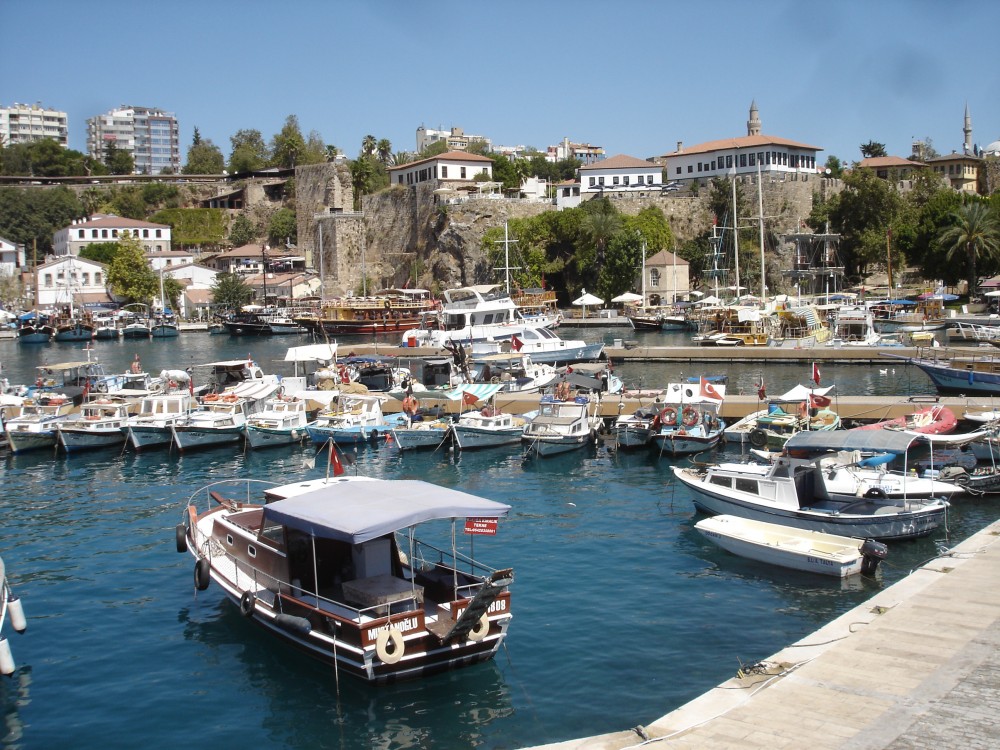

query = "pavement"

[{"left": 524, "top": 518, "right": 1000, "bottom": 750}]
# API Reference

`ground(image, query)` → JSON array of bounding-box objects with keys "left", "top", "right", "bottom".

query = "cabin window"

[
  {"left": 709, "top": 475, "right": 732, "bottom": 489},
  {"left": 226, "top": 534, "right": 234, "bottom": 546},
  {"left": 247, "top": 544, "right": 257, "bottom": 558},
  {"left": 735, "top": 478, "right": 758, "bottom": 494}
]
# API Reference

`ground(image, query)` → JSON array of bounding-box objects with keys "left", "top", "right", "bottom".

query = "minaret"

[
  {"left": 964, "top": 102, "right": 972, "bottom": 155},
  {"left": 747, "top": 100, "right": 761, "bottom": 136}
]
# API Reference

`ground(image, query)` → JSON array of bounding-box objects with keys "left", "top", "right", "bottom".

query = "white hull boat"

[
  {"left": 125, "top": 390, "right": 197, "bottom": 451},
  {"left": 245, "top": 397, "right": 309, "bottom": 449},
  {"left": 694, "top": 515, "right": 887, "bottom": 578},
  {"left": 451, "top": 410, "right": 527, "bottom": 450},
  {"left": 521, "top": 395, "right": 599, "bottom": 458},
  {"left": 391, "top": 419, "right": 452, "bottom": 451},
  {"left": 57, "top": 397, "right": 134, "bottom": 453}
]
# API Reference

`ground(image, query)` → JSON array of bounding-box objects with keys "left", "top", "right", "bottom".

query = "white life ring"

[
  {"left": 376, "top": 627, "right": 405, "bottom": 664},
  {"left": 468, "top": 614, "right": 489, "bottom": 642}
]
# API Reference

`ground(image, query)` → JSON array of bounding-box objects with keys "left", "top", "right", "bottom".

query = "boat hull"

[
  {"left": 911, "top": 359, "right": 1000, "bottom": 395},
  {"left": 451, "top": 425, "right": 523, "bottom": 450},
  {"left": 651, "top": 430, "right": 723, "bottom": 455},
  {"left": 613, "top": 424, "right": 654, "bottom": 449},
  {"left": 151, "top": 325, "right": 179, "bottom": 338},
  {"left": 58, "top": 428, "right": 126, "bottom": 453},
  {"left": 5, "top": 428, "right": 58, "bottom": 454},
  {"left": 245, "top": 425, "right": 306, "bottom": 449},
  {"left": 522, "top": 434, "right": 592, "bottom": 457},
  {"left": 127, "top": 425, "right": 175, "bottom": 450},
  {"left": 306, "top": 425, "right": 385, "bottom": 445},
  {"left": 172, "top": 425, "right": 245, "bottom": 451},
  {"left": 390, "top": 427, "right": 451, "bottom": 451}
]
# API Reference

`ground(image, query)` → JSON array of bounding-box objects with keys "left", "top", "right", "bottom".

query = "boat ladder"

[{"left": 432, "top": 567, "right": 513, "bottom": 644}]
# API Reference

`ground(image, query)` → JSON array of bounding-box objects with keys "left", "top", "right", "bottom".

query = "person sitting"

[{"left": 130, "top": 355, "right": 142, "bottom": 374}]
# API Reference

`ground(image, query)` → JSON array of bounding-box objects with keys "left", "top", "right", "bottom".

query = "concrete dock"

[{"left": 525, "top": 519, "right": 1000, "bottom": 749}]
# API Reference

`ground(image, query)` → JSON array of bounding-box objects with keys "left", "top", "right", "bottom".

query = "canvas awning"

[
  {"left": 284, "top": 343, "right": 338, "bottom": 363},
  {"left": 261, "top": 479, "right": 511, "bottom": 544},
  {"left": 444, "top": 383, "right": 503, "bottom": 401},
  {"left": 785, "top": 430, "right": 919, "bottom": 454}
]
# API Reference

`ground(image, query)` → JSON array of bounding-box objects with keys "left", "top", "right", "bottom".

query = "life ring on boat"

[
  {"left": 748, "top": 428, "right": 768, "bottom": 448},
  {"left": 402, "top": 395, "right": 419, "bottom": 415},
  {"left": 223, "top": 394, "right": 238, "bottom": 403},
  {"left": 203, "top": 393, "right": 219, "bottom": 401},
  {"left": 376, "top": 627, "right": 405, "bottom": 664},
  {"left": 682, "top": 407, "right": 699, "bottom": 427},
  {"left": 49, "top": 397, "right": 65, "bottom": 405},
  {"left": 468, "top": 614, "right": 490, "bottom": 642},
  {"left": 239, "top": 590, "right": 256, "bottom": 617},
  {"left": 194, "top": 558, "right": 211, "bottom": 591},
  {"left": 864, "top": 487, "right": 888, "bottom": 500},
  {"left": 658, "top": 406, "right": 677, "bottom": 425}
]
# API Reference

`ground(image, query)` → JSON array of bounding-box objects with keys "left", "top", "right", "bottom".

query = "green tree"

[
  {"left": 267, "top": 208, "right": 297, "bottom": 247},
  {"left": 229, "top": 128, "right": 269, "bottom": 173},
  {"left": 325, "top": 145, "right": 340, "bottom": 162},
  {"left": 821, "top": 168, "right": 904, "bottom": 277},
  {"left": 860, "top": 141, "right": 888, "bottom": 159},
  {"left": 466, "top": 140, "right": 492, "bottom": 156},
  {"left": 150, "top": 208, "right": 228, "bottom": 248},
  {"left": 106, "top": 186, "right": 147, "bottom": 219},
  {"left": 104, "top": 141, "right": 134, "bottom": 175},
  {"left": 349, "top": 155, "right": 387, "bottom": 209},
  {"left": 579, "top": 198, "right": 623, "bottom": 273},
  {"left": 596, "top": 231, "right": 643, "bottom": 301},
  {"left": 393, "top": 151, "right": 414, "bottom": 166},
  {"left": 182, "top": 131, "right": 225, "bottom": 174},
  {"left": 300, "top": 130, "right": 328, "bottom": 166},
  {"left": 376, "top": 138, "right": 393, "bottom": 165},
  {"left": 271, "top": 115, "right": 307, "bottom": 169},
  {"left": 211, "top": 272, "right": 254, "bottom": 312},
  {"left": 418, "top": 141, "right": 448, "bottom": 159},
  {"left": 937, "top": 202, "right": 1000, "bottom": 299},
  {"left": 79, "top": 242, "right": 121, "bottom": 265},
  {"left": 361, "top": 134, "right": 377, "bottom": 157},
  {"left": 0, "top": 186, "right": 83, "bottom": 255},
  {"left": 624, "top": 205, "right": 674, "bottom": 253},
  {"left": 106, "top": 233, "right": 159, "bottom": 305},
  {"left": 824, "top": 155, "right": 844, "bottom": 178},
  {"left": 229, "top": 214, "right": 257, "bottom": 247}
]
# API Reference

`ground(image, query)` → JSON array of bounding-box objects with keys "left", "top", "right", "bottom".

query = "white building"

[
  {"left": 0, "top": 103, "right": 69, "bottom": 147},
  {"left": 578, "top": 154, "right": 663, "bottom": 194},
  {"left": 147, "top": 249, "right": 196, "bottom": 271},
  {"left": 54, "top": 215, "right": 172, "bottom": 256},
  {"left": 162, "top": 262, "right": 219, "bottom": 319},
  {"left": 416, "top": 125, "right": 491, "bottom": 154},
  {"left": 661, "top": 101, "right": 822, "bottom": 183},
  {"left": 86, "top": 105, "right": 181, "bottom": 175},
  {"left": 554, "top": 179, "right": 582, "bottom": 210},
  {"left": 0, "top": 236, "right": 22, "bottom": 278},
  {"left": 388, "top": 150, "right": 493, "bottom": 187},
  {"left": 547, "top": 137, "right": 605, "bottom": 164},
  {"left": 34, "top": 256, "right": 112, "bottom": 309}
]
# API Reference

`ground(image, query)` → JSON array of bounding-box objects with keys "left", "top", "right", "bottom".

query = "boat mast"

[
  {"left": 886, "top": 228, "right": 893, "bottom": 297},
  {"left": 261, "top": 244, "right": 269, "bottom": 307},
  {"left": 757, "top": 160, "right": 766, "bottom": 304},
  {"left": 641, "top": 238, "right": 647, "bottom": 305},
  {"left": 494, "top": 221, "right": 520, "bottom": 295},
  {"left": 732, "top": 177, "right": 740, "bottom": 300}
]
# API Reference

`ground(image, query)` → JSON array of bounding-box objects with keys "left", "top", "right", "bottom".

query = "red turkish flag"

[
  {"left": 462, "top": 391, "right": 479, "bottom": 407},
  {"left": 700, "top": 377, "right": 721, "bottom": 400},
  {"left": 812, "top": 362, "right": 821, "bottom": 386},
  {"left": 329, "top": 442, "right": 345, "bottom": 476},
  {"left": 510, "top": 335, "right": 523, "bottom": 352},
  {"left": 810, "top": 393, "right": 832, "bottom": 408}
]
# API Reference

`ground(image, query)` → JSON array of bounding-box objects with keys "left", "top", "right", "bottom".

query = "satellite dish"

[{"left": 825, "top": 168, "right": 832, "bottom": 175}]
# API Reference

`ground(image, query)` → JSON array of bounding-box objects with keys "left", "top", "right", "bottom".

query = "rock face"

[{"left": 295, "top": 163, "right": 844, "bottom": 296}]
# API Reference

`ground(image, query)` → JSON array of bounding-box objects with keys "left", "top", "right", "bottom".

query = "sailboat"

[{"left": 151, "top": 269, "right": 179, "bottom": 338}]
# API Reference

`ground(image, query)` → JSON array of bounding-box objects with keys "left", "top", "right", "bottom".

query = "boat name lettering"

[
  {"left": 455, "top": 599, "right": 508, "bottom": 619},
  {"left": 368, "top": 617, "right": 419, "bottom": 639}
]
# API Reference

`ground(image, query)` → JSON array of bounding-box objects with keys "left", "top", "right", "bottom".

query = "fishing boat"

[
  {"left": 57, "top": 396, "right": 134, "bottom": 453},
  {"left": 267, "top": 317, "right": 307, "bottom": 335},
  {"left": 222, "top": 307, "right": 274, "bottom": 336},
  {"left": 171, "top": 395, "right": 251, "bottom": 452},
  {"left": 125, "top": 387, "right": 198, "bottom": 451},
  {"left": 469, "top": 353, "right": 558, "bottom": 395},
  {"left": 4, "top": 393, "right": 79, "bottom": 454},
  {"left": 177, "top": 475, "right": 514, "bottom": 683},
  {"left": 245, "top": 396, "right": 310, "bottom": 449},
  {"left": 475, "top": 327, "right": 604, "bottom": 366},
  {"left": 306, "top": 394, "right": 398, "bottom": 444},
  {"left": 150, "top": 316, "right": 179, "bottom": 338},
  {"left": 521, "top": 394, "right": 600, "bottom": 458},
  {"left": 1, "top": 554, "right": 29, "bottom": 676},
  {"left": 694, "top": 515, "right": 888, "bottom": 578},
  {"left": 827, "top": 305, "right": 881, "bottom": 347},
  {"left": 390, "top": 416, "right": 454, "bottom": 451},
  {"left": 871, "top": 298, "right": 947, "bottom": 333},
  {"left": 612, "top": 404, "right": 662, "bottom": 449},
  {"left": 16, "top": 313, "right": 54, "bottom": 344},
  {"left": 93, "top": 316, "right": 121, "bottom": 340},
  {"left": 672, "top": 455, "right": 950, "bottom": 540},
  {"left": 400, "top": 285, "right": 558, "bottom": 348},
  {"left": 889, "top": 348, "right": 1000, "bottom": 396},
  {"left": 52, "top": 317, "right": 95, "bottom": 342},
  {"left": 737, "top": 385, "right": 840, "bottom": 450},
  {"left": 294, "top": 288, "right": 437, "bottom": 336},
  {"left": 448, "top": 384, "right": 528, "bottom": 450},
  {"left": 767, "top": 305, "right": 832, "bottom": 348},
  {"left": 650, "top": 379, "right": 726, "bottom": 456},
  {"left": 851, "top": 403, "right": 957, "bottom": 435},
  {"left": 120, "top": 306, "right": 153, "bottom": 339}
]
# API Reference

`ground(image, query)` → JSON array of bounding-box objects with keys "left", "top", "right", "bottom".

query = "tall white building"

[
  {"left": 0, "top": 103, "right": 69, "bottom": 147},
  {"left": 416, "top": 125, "right": 490, "bottom": 153},
  {"left": 86, "top": 105, "right": 180, "bottom": 174}
]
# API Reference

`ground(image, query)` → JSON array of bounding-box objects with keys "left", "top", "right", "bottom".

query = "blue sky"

[{"left": 4, "top": 0, "right": 998, "bottom": 165}]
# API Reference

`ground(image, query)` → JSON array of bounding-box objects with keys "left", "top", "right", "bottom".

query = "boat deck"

[{"left": 521, "top": 517, "right": 1000, "bottom": 749}]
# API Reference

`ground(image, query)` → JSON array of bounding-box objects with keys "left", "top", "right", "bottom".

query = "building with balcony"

[
  {"left": 34, "top": 256, "right": 112, "bottom": 309},
  {"left": 86, "top": 105, "right": 180, "bottom": 174},
  {"left": 0, "top": 103, "right": 68, "bottom": 147},
  {"left": 579, "top": 154, "right": 663, "bottom": 194},
  {"left": 53, "top": 215, "right": 172, "bottom": 256},
  {"left": 416, "top": 125, "right": 491, "bottom": 153},
  {"left": 546, "top": 137, "right": 605, "bottom": 164}
]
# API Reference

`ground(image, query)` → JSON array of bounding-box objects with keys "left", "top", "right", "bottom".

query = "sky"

[{"left": 4, "top": 0, "right": 999, "bottom": 166}]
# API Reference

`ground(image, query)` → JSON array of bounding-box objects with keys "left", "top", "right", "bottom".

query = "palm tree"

[
  {"left": 376, "top": 138, "right": 393, "bottom": 166},
  {"left": 361, "top": 134, "right": 376, "bottom": 157},
  {"left": 938, "top": 202, "right": 1000, "bottom": 300},
  {"left": 580, "top": 203, "right": 623, "bottom": 269}
]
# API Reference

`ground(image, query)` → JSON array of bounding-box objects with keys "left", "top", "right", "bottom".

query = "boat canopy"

[
  {"left": 785, "top": 429, "right": 919, "bottom": 454},
  {"left": 284, "top": 343, "right": 337, "bottom": 363},
  {"left": 775, "top": 384, "right": 835, "bottom": 402},
  {"left": 262, "top": 479, "right": 511, "bottom": 544},
  {"left": 444, "top": 384, "right": 503, "bottom": 401}
]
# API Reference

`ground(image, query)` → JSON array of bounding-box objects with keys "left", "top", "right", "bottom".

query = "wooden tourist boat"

[
  {"left": 447, "top": 385, "right": 528, "bottom": 450},
  {"left": 890, "top": 348, "right": 1000, "bottom": 396},
  {"left": 294, "top": 289, "right": 438, "bottom": 336},
  {"left": 178, "top": 475, "right": 513, "bottom": 683},
  {"left": 694, "top": 515, "right": 888, "bottom": 578}
]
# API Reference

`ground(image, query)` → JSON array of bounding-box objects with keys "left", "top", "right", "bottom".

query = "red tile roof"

[
  {"left": 579, "top": 154, "right": 658, "bottom": 171},
  {"left": 663, "top": 134, "right": 822, "bottom": 157},
  {"left": 858, "top": 156, "right": 925, "bottom": 168},
  {"left": 388, "top": 150, "right": 493, "bottom": 172},
  {"left": 646, "top": 250, "right": 689, "bottom": 267},
  {"left": 73, "top": 214, "right": 170, "bottom": 229}
]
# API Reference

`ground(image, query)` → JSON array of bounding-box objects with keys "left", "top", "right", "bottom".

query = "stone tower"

[
  {"left": 747, "top": 100, "right": 761, "bottom": 136},
  {"left": 964, "top": 102, "right": 972, "bottom": 155}
]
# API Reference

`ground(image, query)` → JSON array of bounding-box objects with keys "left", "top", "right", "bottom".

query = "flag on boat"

[
  {"left": 462, "top": 391, "right": 480, "bottom": 407},
  {"left": 510, "top": 335, "right": 523, "bottom": 352},
  {"left": 757, "top": 376, "right": 766, "bottom": 400},
  {"left": 329, "top": 441, "right": 345, "bottom": 477},
  {"left": 812, "top": 362, "right": 821, "bottom": 386},
  {"left": 700, "top": 377, "right": 721, "bottom": 400},
  {"left": 810, "top": 393, "right": 832, "bottom": 408}
]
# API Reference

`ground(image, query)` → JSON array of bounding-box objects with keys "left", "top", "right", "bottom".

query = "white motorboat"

[
  {"left": 672, "top": 455, "right": 950, "bottom": 540},
  {"left": 694, "top": 515, "right": 888, "bottom": 578},
  {"left": 1, "top": 554, "right": 29, "bottom": 676},
  {"left": 57, "top": 396, "right": 134, "bottom": 453},
  {"left": 400, "top": 284, "right": 558, "bottom": 348},
  {"left": 178, "top": 475, "right": 513, "bottom": 683},
  {"left": 4, "top": 393, "right": 78, "bottom": 453},
  {"left": 125, "top": 389, "right": 198, "bottom": 451},
  {"left": 245, "top": 396, "right": 310, "bottom": 449},
  {"left": 171, "top": 396, "right": 250, "bottom": 452},
  {"left": 650, "top": 380, "right": 726, "bottom": 456},
  {"left": 613, "top": 404, "right": 662, "bottom": 449},
  {"left": 474, "top": 327, "right": 604, "bottom": 365},
  {"left": 434, "top": 384, "right": 528, "bottom": 450},
  {"left": 470, "top": 353, "right": 558, "bottom": 395},
  {"left": 306, "top": 394, "right": 398, "bottom": 445},
  {"left": 827, "top": 305, "right": 882, "bottom": 347},
  {"left": 521, "top": 394, "right": 600, "bottom": 458},
  {"left": 391, "top": 417, "right": 453, "bottom": 451}
]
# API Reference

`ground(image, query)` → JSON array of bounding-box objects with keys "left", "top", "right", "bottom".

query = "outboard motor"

[{"left": 859, "top": 539, "right": 889, "bottom": 575}]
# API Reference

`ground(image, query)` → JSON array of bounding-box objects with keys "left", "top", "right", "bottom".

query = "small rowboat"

[{"left": 694, "top": 514, "right": 888, "bottom": 578}]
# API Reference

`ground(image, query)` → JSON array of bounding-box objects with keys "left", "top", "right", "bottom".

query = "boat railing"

[{"left": 409, "top": 539, "right": 498, "bottom": 595}]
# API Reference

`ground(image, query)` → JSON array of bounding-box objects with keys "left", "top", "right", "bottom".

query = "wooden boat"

[
  {"left": 871, "top": 298, "right": 947, "bottom": 333},
  {"left": 390, "top": 417, "right": 453, "bottom": 451},
  {"left": 245, "top": 397, "right": 310, "bottom": 449},
  {"left": 735, "top": 385, "right": 840, "bottom": 449},
  {"left": 694, "top": 515, "right": 888, "bottom": 578},
  {"left": 125, "top": 389, "right": 198, "bottom": 451},
  {"left": 57, "top": 396, "right": 134, "bottom": 453},
  {"left": 306, "top": 394, "right": 397, "bottom": 445},
  {"left": 613, "top": 404, "right": 661, "bottom": 449},
  {"left": 4, "top": 394, "right": 78, "bottom": 454},
  {"left": 150, "top": 317, "right": 180, "bottom": 338},
  {"left": 469, "top": 353, "right": 558, "bottom": 395},
  {"left": 178, "top": 475, "right": 513, "bottom": 683},
  {"left": 171, "top": 396, "right": 250, "bottom": 451},
  {"left": 16, "top": 316, "right": 54, "bottom": 344},
  {"left": 650, "top": 380, "right": 726, "bottom": 456},
  {"left": 451, "top": 409, "right": 527, "bottom": 450},
  {"left": 52, "top": 319, "right": 95, "bottom": 342},
  {"left": 851, "top": 404, "right": 957, "bottom": 435},
  {"left": 891, "top": 348, "right": 1000, "bottom": 396},
  {"left": 672, "top": 455, "right": 950, "bottom": 540},
  {"left": 1, "top": 554, "right": 29, "bottom": 676},
  {"left": 295, "top": 289, "right": 438, "bottom": 336},
  {"left": 521, "top": 394, "right": 600, "bottom": 458}
]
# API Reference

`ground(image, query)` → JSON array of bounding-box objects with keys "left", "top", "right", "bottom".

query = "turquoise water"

[{"left": 0, "top": 332, "right": 990, "bottom": 749}]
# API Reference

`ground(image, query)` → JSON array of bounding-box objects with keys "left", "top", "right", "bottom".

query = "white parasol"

[
  {"left": 611, "top": 292, "right": 643, "bottom": 303},
  {"left": 572, "top": 289, "right": 604, "bottom": 318}
]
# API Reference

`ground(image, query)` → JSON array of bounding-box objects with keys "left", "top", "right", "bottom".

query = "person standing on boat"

[{"left": 131, "top": 354, "right": 142, "bottom": 374}]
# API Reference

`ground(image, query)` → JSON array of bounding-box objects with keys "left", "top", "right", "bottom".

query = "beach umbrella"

[
  {"left": 696, "top": 295, "right": 722, "bottom": 305},
  {"left": 984, "top": 291, "right": 1000, "bottom": 297},
  {"left": 611, "top": 292, "right": 643, "bottom": 303},
  {"left": 572, "top": 289, "right": 603, "bottom": 319}
]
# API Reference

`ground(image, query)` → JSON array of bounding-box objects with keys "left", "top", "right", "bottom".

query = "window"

[
  {"left": 589, "top": 176, "right": 595, "bottom": 186},
  {"left": 649, "top": 268, "right": 660, "bottom": 288},
  {"left": 613, "top": 176, "right": 619, "bottom": 185},
  {"left": 740, "top": 154, "right": 747, "bottom": 167},
  {"left": 78, "top": 229, "right": 85, "bottom": 239},
  {"left": 441, "top": 166, "right": 448, "bottom": 178},
  {"left": 725, "top": 156, "right": 732, "bottom": 169},
  {"left": 623, "top": 176, "right": 629, "bottom": 185},
  {"left": 460, "top": 167, "right": 467, "bottom": 178},
  {"left": 687, "top": 165, "right": 693, "bottom": 173},
  {"left": 749, "top": 153, "right": 756, "bottom": 166},
  {"left": 598, "top": 177, "right": 605, "bottom": 185},
  {"left": 709, "top": 475, "right": 732, "bottom": 488},
  {"left": 143, "top": 229, "right": 149, "bottom": 238},
  {"left": 82, "top": 273, "right": 90, "bottom": 286},
  {"left": 155, "top": 229, "right": 161, "bottom": 238},
  {"left": 758, "top": 152, "right": 764, "bottom": 164},
  {"left": 91, "top": 229, "right": 98, "bottom": 238},
  {"left": 734, "top": 478, "right": 758, "bottom": 494},
  {"left": 676, "top": 167, "right": 682, "bottom": 175},
  {"left": 44, "top": 273, "right": 52, "bottom": 287},
  {"left": 711, "top": 160, "right": 716, "bottom": 170},
  {"left": 95, "top": 272, "right": 102, "bottom": 284},
  {"left": 101, "top": 229, "right": 108, "bottom": 238},
  {"left": 646, "top": 175, "right": 652, "bottom": 184}
]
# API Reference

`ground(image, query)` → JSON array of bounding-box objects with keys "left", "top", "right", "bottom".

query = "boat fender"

[
  {"left": 658, "top": 406, "right": 677, "bottom": 426},
  {"left": 863, "top": 487, "right": 887, "bottom": 500},
  {"left": 682, "top": 407, "right": 699, "bottom": 427},
  {"left": 274, "top": 614, "right": 312, "bottom": 636},
  {"left": 859, "top": 539, "right": 889, "bottom": 575},
  {"left": 239, "top": 590, "right": 256, "bottom": 617},
  {"left": 0, "top": 637, "right": 14, "bottom": 676},
  {"left": 376, "top": 627, "right": 405, "bottom": 664},
  {"left": 194, "top": 557, "right": 211, "bottom": 591},
  {"left": 175, "top": 524, "right": 187, "bottom": 553},
  {"left": 6, "top": 596, "right": 27, "bottom": 634},
  {"left": 468, "top": 614, "right": 490, "bottom": 642},
  {"left": 748, "top": 428, "right": 768, "bottom": 448}
]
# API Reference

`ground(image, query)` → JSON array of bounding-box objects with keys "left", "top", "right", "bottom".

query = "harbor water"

[{"left": 0, "top": 330, "right": 993, "bottom": 749}]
